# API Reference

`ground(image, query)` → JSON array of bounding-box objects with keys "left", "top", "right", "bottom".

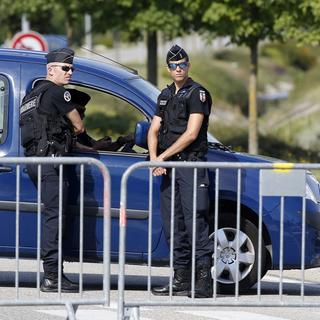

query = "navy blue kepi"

[
  {"left": 46, "top": 48, "right": 74, "bottom": 64},
  {"left": 166, "top": 45, "right": 189, "bottom": 63}
]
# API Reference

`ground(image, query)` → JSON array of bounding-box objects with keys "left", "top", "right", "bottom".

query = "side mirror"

[{"left": 135, "top": 121, "right": 150, "bottom": 149}]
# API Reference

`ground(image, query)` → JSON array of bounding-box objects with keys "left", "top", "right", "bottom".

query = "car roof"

[{"left": 0, "top": 48, "right": 138, "bottom": 80}]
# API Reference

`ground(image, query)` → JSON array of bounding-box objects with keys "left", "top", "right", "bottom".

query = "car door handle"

[{"left": 0, "top": 166, "right": 13, "bottom": 173}]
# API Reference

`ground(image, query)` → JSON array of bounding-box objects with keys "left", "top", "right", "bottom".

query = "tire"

[{"left": 209, "top": 213, "right": 266, "bottom": 294}]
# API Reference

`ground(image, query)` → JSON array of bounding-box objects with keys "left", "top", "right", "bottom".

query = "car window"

[
  {"left": 0, "top": 76, "right": 9, "bottom": 144},
  {"left": 67, "top": 85, "right": 146, "bottom": 153}
]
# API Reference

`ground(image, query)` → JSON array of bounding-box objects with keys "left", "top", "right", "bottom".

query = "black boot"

[
  {"left": 189, "top": 264, "right": 213, "bottom": 298},
  {"left": 152, "top": 268, "right": 191, "bottom": 296},
  {"left": 40, "top": 272, "right": 79, "bottom": 293}
]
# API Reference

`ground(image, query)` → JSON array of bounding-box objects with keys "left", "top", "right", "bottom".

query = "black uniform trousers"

[
  {"left": 160, "top": 165, "right": 213, "bottom": 270},
  {"left": 27, "top": 163, "right": 69, "bottom": 274}
]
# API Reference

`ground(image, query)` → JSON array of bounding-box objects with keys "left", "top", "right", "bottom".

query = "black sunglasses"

[
  {"left": 52, "top": 65, "right": 74, "bottom": 72},
  {"left": 168, "top": 62, "right": 189, "bottom": 71}
]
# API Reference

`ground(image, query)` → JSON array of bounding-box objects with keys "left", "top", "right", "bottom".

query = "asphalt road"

[{"left": 0, "top": 259, "right": 320, "bottom": 319}]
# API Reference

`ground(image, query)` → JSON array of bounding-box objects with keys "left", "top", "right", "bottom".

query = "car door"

[
  {"left": 0, "top": 61, "right": 25, "bottom": 251},
  {"left": 58, "top": 71, "right": 163, "bottom": 262},
  {"left": 15, "top": 63, "right": 163, "bottom": 263}
]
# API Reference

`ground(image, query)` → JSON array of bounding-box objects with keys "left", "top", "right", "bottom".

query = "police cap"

[
  {"left": 166, "top": 44, "right": 189, "bottom": 64},
  {"left": 46, "top": 48, "right": 74, "bottom": 64}
]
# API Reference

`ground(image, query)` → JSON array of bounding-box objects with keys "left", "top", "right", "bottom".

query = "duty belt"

[{"left": 171, "top": 151, "right": 205, "bottom": 161}]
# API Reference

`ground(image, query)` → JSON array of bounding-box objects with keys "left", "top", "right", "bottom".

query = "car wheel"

[{"left": 209, "top": 213, "right": 266, "bottom": 294}]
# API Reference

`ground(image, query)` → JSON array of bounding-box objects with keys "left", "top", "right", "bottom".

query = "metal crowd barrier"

[
  {"left": 0, "top": 157, "right": 110, "bottom": 320},
  {"left": 118, "top": 161, "right": 320, "bottom": 320}
]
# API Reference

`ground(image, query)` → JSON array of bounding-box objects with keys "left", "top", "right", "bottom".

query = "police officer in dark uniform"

[
  {"left": 148, "top": 45, "right": 213, "bottom": 298},
  {"left": 68, "top": 89, "right": 135, "bottom": 152},
  {"left": 20, "top": 48, "right": 84, "bottom": 292}
]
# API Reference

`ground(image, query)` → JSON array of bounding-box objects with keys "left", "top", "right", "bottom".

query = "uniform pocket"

[
  {"left": 197, "top": 183, "right": 209, "bottom": 214},
  {"left": 196, "top": 168, "right": 210, "bottom": 213},
  {"left": 20, "top": 117, "right": 35, "bottom": 147},
  {"left": 176, "top": 102, "right": 187, "bottom": 119}
]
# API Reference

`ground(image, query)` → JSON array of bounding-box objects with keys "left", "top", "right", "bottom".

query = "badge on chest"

[{"left": 159, "top": 100, "right": 168, "bottom": 106}]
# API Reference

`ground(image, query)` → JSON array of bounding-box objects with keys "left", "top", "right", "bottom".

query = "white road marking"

[
  {"left": 36, "top": 275, "right": 320, "bottom": 320},
  {"left": 37, "top": 309, "right": 118, "bottom": 320},
  {"left": 179, "top": 310, "right": 290, "bottom": 320},
  {"left": 37, "top": 305, "right": 153, "bottom": 320},
  {"left": 264, "top": 275, "right": 320, "bottom": 287}
]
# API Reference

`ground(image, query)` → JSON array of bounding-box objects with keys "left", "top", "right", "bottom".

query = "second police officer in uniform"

[
  {"left": 148, "top": 45, "right": 214, "bottom": 298},
  {"left": 20, "top": 48, "right": 84, "bottom": 292}
]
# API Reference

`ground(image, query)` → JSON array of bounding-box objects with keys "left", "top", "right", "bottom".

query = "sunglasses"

[
  {"left": 168, "top": 62, "right": 189, "bottom": 70},
  {"left": 52, "top": 65, "right": 74, "bottom": 72}
]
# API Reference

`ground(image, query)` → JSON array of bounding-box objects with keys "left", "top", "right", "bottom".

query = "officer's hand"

[
  {"left": 151, "top": 156, "right": 167, "bottom": 176},
  {"left": 99, "top": 136, "right": 112, "bottom": 143},
  {"left": 153, "top": 167, "right": 166, "bottom": 176},
  {"left": 92, "top": 136, "right": 112, "bottom": 150},
  {"left": 117, "top": 133, "right": 134, "bottom": 146}
]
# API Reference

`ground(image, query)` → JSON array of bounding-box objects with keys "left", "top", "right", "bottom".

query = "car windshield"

[
  {"left": 208, "top": 132, "right": 219, "bottom": 143},
  {"left": 128, "top": 77, "right": 220, "bottom": 143}
]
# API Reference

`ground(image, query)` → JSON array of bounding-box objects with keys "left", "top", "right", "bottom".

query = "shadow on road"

[{"left": 0, "top": 271, "right": 320, "bottom": 297}]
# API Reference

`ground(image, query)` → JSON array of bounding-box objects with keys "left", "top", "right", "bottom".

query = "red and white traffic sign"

[{"left": 11, "top": 31, "right": 48, "bottom": 52}]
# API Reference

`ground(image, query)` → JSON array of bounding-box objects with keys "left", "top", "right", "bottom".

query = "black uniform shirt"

[
  {"left": 36, "top": 80, "right": 75, "bottom": 117},
  {"left": 155, "top": 77, "right": 212, "bottom": 153}
]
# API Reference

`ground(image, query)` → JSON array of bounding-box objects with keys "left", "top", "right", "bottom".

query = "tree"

[
  {"left": 275, "top": 0, "right": 320, "bottom": 46},
  {"left": 94, "top": 0, "right": 192, "bottom": 86},
  {"left": 201, "top": 0, "right": 285, "bottom": 154},
  {"left": 1, "top": 0, "right": 92, "bottom": 46}
]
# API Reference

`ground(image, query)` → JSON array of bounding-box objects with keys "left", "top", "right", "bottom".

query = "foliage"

[
  {"left": 214, "top": 124, "right": 320, "bottom": 163},
  {"left": 190, "top": 55, "right": 248, "bottom": 113},
  {"left": 275, "top": 0, "right": 320, "bottom": 46},
  {"left": 201, "top": 0, "right": 284, "bottom": 47},
  {"left": 197, "top": 0, "right": 290, "bottom": 154},
  {"left": 261, "top": 42, "right": 317, "bottom": 71}
]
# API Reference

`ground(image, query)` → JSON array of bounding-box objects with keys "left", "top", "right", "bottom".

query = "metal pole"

[
  {"left": 213, "top": 168, "right": 219, "bottom": 300},
  {"left": 301, "top": 191, "right": 306, "bottom": 300},
  {"left": 84, "top": 14, "right": 92, "bottom": 51},
  {"left": 147, "top": 169, "right": 153, "bottom": 298},
  {"left": 190, "top": 168, "right": 198, "bottom": 299},
  {"left": 58, "top": 164, "right": 63, "bottom": 297},
  {"left": 79, "top": 164, "right": 84, "bottom": 297},
  {"left": 258, "top": 169, "right": 263, "bottom": 300},
  {"left": 21, "top": 14, "right": 30, "bottom": 32},
  {"left": 235, "top": 169, "right": 241, "bottom": 299},
  {"left": 118, "top": 168, "right": 129, "bottom": 319},
  {"left": 37, "top": 165, "right": 42, "bottom": 297},
  {"left": 15, "top": 165, "right": 20, "bottom": 299},
  {"left": 169, "top": 168, "right": 176, "bottom": 299},
  {"left": 279, "top": 196, "right": 284, "bottom": 301}
]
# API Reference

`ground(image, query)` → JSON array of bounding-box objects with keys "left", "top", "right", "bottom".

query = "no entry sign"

[{"left": 11, "top": 31, "right": 48, "bottom": 51}]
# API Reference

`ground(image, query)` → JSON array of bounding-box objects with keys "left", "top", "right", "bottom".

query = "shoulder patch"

[
  {"left": 199, "top": 89, "right": 206, "bottom": 103},
  {"left": 64, "top": 90, "right": 71, "bottom": 102},
  {"left": 159, "top": 100, "right": 168, "bottom": 106}
]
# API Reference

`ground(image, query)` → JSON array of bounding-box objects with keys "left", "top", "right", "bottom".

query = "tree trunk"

[
  {"left": 65, "top": 12, "right": 73, "bottom": 47},
  {"left": 248, "top": 42, "right": 258, "bottom": 154},
  {"left": 147, "top": 31, "right": 158, "bottom": 86}
]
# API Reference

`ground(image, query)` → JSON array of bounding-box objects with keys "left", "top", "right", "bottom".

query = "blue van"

[{"left": 0, "top": 48, "right": 320, "bottom": 293}]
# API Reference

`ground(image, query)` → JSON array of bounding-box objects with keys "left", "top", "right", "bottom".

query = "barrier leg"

[
  {"left": 66, "top": 303, "right": 78, "bottom": 320},
  {"left": 124, "top": 306, "right": 140, "bottom": 320}
]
